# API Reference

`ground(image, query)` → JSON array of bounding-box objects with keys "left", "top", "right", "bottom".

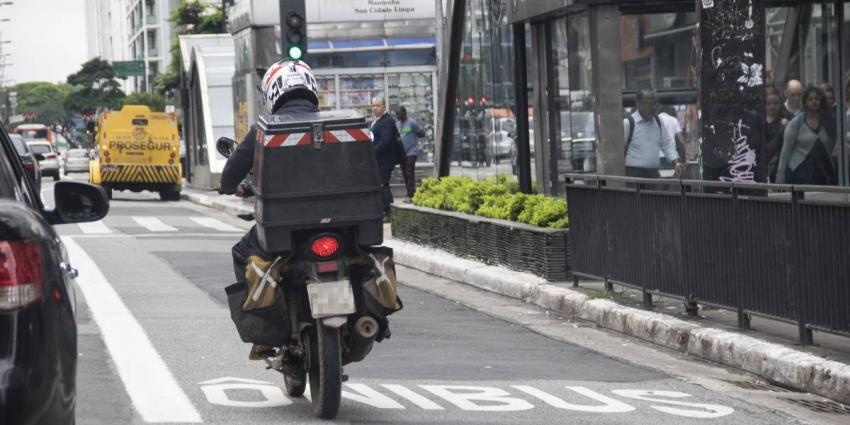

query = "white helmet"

[{"left": 260, "top": 59, "right": 319, "bottom": 114}]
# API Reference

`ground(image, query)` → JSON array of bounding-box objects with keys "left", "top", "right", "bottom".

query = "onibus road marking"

[
  {"left": 198, "top": 377, "right": 734, "bottom": 418},
  {"left": 64, "top": 236, "right": 203, "bottom": 423}
]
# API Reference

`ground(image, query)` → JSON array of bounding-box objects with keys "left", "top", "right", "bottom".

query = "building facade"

[
  {"left": 125, "top": 0, "right": 179, "bottom": 93},
  {"left": 228, "top": 0, "right": 439, "bottom": 161},
  {"left": 439, "top": 0, "right": 850, "bottom": 195}
]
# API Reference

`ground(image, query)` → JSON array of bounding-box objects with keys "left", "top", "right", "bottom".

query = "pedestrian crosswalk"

[
  {"left": 132, "top": 216, "right": 179, "bottom": 232},
  {"left": 66, "top": 216, "right": 246, "bottom": 235}
]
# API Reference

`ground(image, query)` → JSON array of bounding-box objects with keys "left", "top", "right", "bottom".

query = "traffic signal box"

[
  {"left": 281, "top": 0, "right": 307, "bottom": 60},
  {"left": 254, "top": 109, "right": 384, "bottom": 253}
]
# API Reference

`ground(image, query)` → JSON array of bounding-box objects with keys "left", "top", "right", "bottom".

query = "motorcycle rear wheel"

[{"left": 308, "top": 323, "right": 342, "bottom": 419}]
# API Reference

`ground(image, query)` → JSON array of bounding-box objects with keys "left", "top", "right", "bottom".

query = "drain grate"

[
  {"left": 784, "top": 398, "right": 850, "bottom": 415},
  {"left": 724, "top": 379, "right": 794, "bottom": 393}
]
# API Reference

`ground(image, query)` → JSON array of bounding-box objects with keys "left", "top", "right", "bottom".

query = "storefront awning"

[{"left": 308, "top": 36, "right": 436, "bottom": 53}]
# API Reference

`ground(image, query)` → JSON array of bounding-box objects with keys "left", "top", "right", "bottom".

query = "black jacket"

[
  {"left": 371, "top": 112, "right": 406, "bottom": 171},
  {"left": 219, "top": 98, "right": 320, "bottom": 194}
]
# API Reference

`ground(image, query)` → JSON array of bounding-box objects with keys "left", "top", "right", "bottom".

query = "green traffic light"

[{"left": 289, "top": 45, "right": 304, "bottom": 60}]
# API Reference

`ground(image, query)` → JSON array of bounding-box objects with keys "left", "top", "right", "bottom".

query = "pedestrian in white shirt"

[{"left": 623, "top": 90, "right": 681, "bottom": 178}]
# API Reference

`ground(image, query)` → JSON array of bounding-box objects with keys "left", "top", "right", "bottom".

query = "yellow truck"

[{"left": 89, "top": 105, "right": 182, "bottom": 200}]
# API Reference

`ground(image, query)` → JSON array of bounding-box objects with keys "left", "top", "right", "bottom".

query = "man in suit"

[{"left": 370, "top": 96, "right": 406, "bottom": 220}]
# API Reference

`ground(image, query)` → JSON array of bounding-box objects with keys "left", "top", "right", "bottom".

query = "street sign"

[{"left": 113, "top": 60, "right": 145, "bottom": 78}]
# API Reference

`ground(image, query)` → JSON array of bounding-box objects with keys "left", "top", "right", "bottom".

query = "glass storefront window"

[
  {"left": 762, "top": 2, "right": 848, "bottom": 186},
  {"left": 388, "top": 73, "right": 435, "bottom": 162},
  {"left": 339, "top": 75, "right": 384, "bottom": 118},
  {"left": 622, "top": 12, "right": 698, "bottom": 90},
  {"left": 451, "top": 0, "right": 518, "bottom": 180},
  {"left": 317, "top": 77, "right": 337, "bottom": 110},
  {"left": 549, "top": 13, "right": 595, "bottom": 193}
]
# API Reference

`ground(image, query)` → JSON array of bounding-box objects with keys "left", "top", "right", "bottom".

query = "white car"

[
  {"left": 26, "top": 141, "right": 61, "bottom": 181},
  {"left": 63, "top": 148, "right": 91, "bottom": 174}
]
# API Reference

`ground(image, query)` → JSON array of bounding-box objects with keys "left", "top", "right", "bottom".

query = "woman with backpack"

[{"left": 775, "top": 86, "right": 837, "bottom": 185}]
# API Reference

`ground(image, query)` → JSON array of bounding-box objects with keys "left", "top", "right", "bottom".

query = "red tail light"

[
  {"left": 23, "top": 162, "right": 34, "bottom": 170},
  {"left": 310, "top": 236, "right": 339, "bottom": 258},
  {"left": 0, "top": 241, "right": 44, "bottom": 310}
]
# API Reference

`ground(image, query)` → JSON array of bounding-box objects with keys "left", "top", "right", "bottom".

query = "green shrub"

[
  {"left": 517, "top": 195, "right": 568, "bottom": 228},
  {"left": 412, "top": 175, "right": 567, "bottom": 229}
]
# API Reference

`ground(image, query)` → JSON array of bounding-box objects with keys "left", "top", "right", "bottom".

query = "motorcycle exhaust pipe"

[
  {"left": 345, "top": 316, "right": 379, "bottom": 364},
  {"left": 354, "top": 316, "right": 379, "bottom": 339}
]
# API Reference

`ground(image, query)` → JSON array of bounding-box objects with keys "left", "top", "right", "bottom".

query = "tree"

[
  {"left": 122, "top": 92, "right": 168, "bottom": 112},
  {"left": 14, "top": 82, "right": 71, "bottom": 125},
  {"left": 64, "top": 58, "right": 126, "bottom": 115},
  {"left": 154, "top": 0, "right": 227, "bottom": 99}
]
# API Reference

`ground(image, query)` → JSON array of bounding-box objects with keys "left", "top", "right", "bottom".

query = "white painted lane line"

[
  {"left": 132, "top": 216, "right": 178, "bottom": 232},
  {"left": 62, "top": 236, "right": 203, "bottom": 423},
  {"left": 189, "top": 217, "right": 241, "bottom": 232},
  {"left": 78, "top": 220, "right": 112, "bottom": 234},
  {"left": 382, "top": 384, "right": 445, "bottom": 410}
]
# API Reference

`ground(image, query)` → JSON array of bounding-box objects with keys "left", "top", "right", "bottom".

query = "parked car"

[
  {"left": 0, "top": 126, "right": 110, "bottom": 425},
  {"left": 562, "top": 111, "right": 597, "bottom": 173},
  {"left": 9, "top": 134, "right": 42, "bottom": 193},
  {"left": 63, "top": 148, "right": 91, "bottom": 175},
  {"left": 487, "top": 117, "right": 516, "bottom": 161},
  {"left": 26, "top": 141, "right": 61, "bottom": 181}
]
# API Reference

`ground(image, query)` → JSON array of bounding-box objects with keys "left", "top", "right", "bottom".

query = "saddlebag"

[
  {"left": 225, "top": 256, "right": 291, "bottom": 347},
  {"left": 254, "top": 110, "right": 385, "bottom": 253},
  {"left": 360, "top": 246, "right": 403, "bottom": 320},
  {"left": 225, "top": 282, "right": 290, "bottom": 347}
]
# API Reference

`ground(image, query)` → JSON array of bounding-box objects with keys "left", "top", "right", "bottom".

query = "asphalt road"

[{"left": 47, "top": 173, "right": 843, "bottom": 424}]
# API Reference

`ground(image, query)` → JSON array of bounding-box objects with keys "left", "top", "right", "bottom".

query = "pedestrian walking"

[
  {"left": 776, "top": 86, "right": 837, "bottom": 185},
  {"left": 370, "top": 96, "right": 406, "bottom": 220},
  {"left": 784, "top": 79, "right": 804, "bottom": 117},
  {"left": 395, "top": 106, "right": 426, "bottom": 201},
  {"left": 764, "top": 86, "right": 790, "bottom": 182},
  {"left": 623, "top": 90, "right": 681, "bottom": 179}
]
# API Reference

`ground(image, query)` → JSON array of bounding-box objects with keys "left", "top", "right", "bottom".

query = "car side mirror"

[
  {"left": 216, "top": 137, "right": 236, "bottom": 158},
  {"left": 46, "top": 181, "right": 109, "bottom": 225}
]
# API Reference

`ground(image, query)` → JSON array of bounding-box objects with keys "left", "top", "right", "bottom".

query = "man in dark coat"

[{"left": 369, "top": 96, "right": 406, "bottom": 219}]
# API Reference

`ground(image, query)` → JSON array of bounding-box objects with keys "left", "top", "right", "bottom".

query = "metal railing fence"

[{"left": 564, "top": 174, "right": 850, "bottom": 345}]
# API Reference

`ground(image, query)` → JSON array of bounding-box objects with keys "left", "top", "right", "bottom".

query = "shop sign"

[
  {"left": 308, "top": 0, "right": 436, "bottom": 22},
  {"left": 229, "top": 0, "right": 435, "bottom": 28}
]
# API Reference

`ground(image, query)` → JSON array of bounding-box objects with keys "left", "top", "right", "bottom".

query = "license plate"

[{"left": 307, "top": 280, "right": 355, "bottom": 318}]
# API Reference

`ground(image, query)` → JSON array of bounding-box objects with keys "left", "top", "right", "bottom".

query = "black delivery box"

[{"left": 254, "top": 110, "right": 384, "bottom": 253}]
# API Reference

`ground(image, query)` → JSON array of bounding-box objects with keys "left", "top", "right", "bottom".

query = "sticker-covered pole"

[{"left": 698, "top": 0, "right": 766, "bottom": 183}]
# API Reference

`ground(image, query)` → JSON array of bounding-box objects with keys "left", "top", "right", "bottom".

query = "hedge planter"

[{"left": 391, "top": 203, "right": 570, "bottom": 281}]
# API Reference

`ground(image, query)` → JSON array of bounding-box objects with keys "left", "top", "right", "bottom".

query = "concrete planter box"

[{"left": 391, "top": 203, "right": 570, "bottom": 281}]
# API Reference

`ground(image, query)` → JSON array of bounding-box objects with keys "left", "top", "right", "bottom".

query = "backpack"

[{"left": 625, "top": 114, "right": 664, "bottom": 153}]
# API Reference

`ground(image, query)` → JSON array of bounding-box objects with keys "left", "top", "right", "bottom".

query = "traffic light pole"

[{"left": 280, "top": 0, "right": 307, "bottom": 61}]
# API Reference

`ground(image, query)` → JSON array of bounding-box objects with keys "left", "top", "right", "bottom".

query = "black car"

[
  {"left": 9, "top": 133, "right": 42, "bottom": 194},
  {"left": 0, "top": 127, "right": 109, "bottom": 424}
]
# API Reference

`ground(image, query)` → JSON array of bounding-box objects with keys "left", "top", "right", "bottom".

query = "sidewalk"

[{"left": 180, "top": 185, "right": 850, "bottom": 405}]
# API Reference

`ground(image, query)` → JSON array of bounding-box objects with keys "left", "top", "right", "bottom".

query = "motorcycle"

[{"left": 217, "top": 136, "right": 401, "bottom": 419}]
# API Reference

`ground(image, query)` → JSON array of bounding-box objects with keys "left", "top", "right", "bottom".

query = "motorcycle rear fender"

[{"left": 322, "top": 316, "right": 347, "bottom": 328}]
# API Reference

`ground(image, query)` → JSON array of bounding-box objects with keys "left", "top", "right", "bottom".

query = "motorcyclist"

[{"left": 219, "top": 59, "right": 320, "bottom": 287}]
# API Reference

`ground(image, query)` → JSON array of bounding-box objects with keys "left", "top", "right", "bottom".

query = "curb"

[
  {"left": 179, "top": 191, "right": 850, "bottom": 404},
  {"left": 384, "top": 238, "right": 850, "bottom": 405},
  {"left": 181, "top": 190, "right": 252, "bottom": 217}
]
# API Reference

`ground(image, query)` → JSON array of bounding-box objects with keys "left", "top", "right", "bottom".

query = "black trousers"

[
  {"left": 379, "top": 166, "right": 394, "bottom": 216},
  {"left": 232, "top": 225, "right": 267, "bottom": 283}
]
